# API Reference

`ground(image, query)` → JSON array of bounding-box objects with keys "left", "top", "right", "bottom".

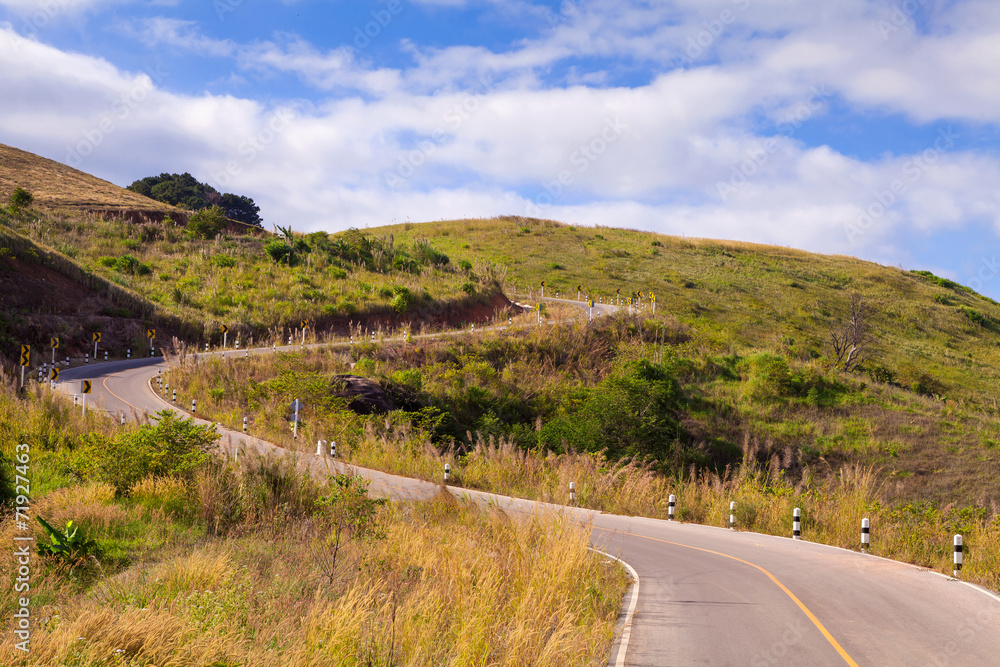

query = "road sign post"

[
  {"left": 19, "top": 345, "right": 30, "bottom": 388},
  {"left": 93, "top": 332, "right": 101, "bottom": 360},
  {"left": 51, "top": 336, "right": 58, "bottom": 367},
  {"left": 291, "top": 399, "right": 303, "bottom": 439},
  {"left": 222, "top": 325, "right": 228, "bottom": 349},
  {"left": 147, "top": 329, "right": 155, "bottom": 356},
  {"left": 50, "top": 367, "right": 58, "bottom": 390},
  {"left": 300, "top": 321, "right": 307, "bottom": 347},
  {"left": 81, "top": 380, "right": 92, "bottom": 416}
]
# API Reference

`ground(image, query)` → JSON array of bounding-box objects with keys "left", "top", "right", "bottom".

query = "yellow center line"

[
  {"left": 102, "top": 373, "right": 143, "bottom": 413},
  {"left": 593, "top": 526, "right": 860, "bottom": 667}
]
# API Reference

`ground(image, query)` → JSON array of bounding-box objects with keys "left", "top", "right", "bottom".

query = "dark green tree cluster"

[{"left": 127, "top": 173, "right": 262, "bottom": 227}]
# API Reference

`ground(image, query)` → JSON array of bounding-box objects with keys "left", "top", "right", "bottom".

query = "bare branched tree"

[{"left": 830, "top": 292, "right": 874, "bottom": 372}]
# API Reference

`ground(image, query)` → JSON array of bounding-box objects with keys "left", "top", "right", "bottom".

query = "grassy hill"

[
  {"left": 388, "top": 217, "right": 1000, "bottom": 405},
  {"left": 0, "top": 144, "right": 176, "bottom": 218},
  {"left": 5, "top": 143, "right": 1000, "bottom": 508},
  {"left": 0, "top": 144, "right": 506, "bottom": 360}
]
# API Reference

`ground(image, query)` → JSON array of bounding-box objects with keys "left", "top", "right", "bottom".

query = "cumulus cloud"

[{"left": 2, "top": 0, "right": 1000, "bottom": 295}]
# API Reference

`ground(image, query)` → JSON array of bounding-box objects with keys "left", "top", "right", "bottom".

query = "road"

[{"left": 54, "top": 340, "right": 1000, "bottom": 666}]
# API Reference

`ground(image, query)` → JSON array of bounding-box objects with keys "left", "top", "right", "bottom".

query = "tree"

[
  {"left": 128, "top": 172, "right": 220, "bottom": 210},
  {"left": 221, "top": 193, "right": 262, "bottom": 227},
  {"left": 9, "top": 187, "right": 33, "bottom": 212},
  {"left": 830, "top": 292, "right": 874, "bottom": 372},
  {"left": 187, "top": 206, "right": 228, "bottom": 239}
]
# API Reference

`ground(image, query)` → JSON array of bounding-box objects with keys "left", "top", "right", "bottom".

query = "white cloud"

[{"left": 3, "top": 1, "right": 1000, "bottom": 295}]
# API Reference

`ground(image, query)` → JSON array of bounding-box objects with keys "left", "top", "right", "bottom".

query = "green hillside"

[{"left": 387, "top": 216, "right": 1000, "bottom": 406}]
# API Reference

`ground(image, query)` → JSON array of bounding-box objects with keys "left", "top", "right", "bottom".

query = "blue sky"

[{"left": 2, "top": 0, "right": 1000, "bottom": 296}]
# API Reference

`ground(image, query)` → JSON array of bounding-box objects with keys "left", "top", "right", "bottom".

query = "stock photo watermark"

[
  {"left": 6, "top": 0, "right": 68, "bottom": 50},
  {"left": 716, "top": 84, "right": 831, "bottom": 201},
  {"left": 843, "top": 127, "right": 958, "bottom": 244},
  {"left": 383, "top": 73, "right": 495, "bottom": 189},
  {"left": 64, "top": 64, "right": 168, "bottom": 169},
  {"left": 750, "top": 620, "right": 804, "bottom": 667},
  {"left": 524, "top": 116, "right": 628, "bottom": 216},
  {"left": 674, "top": 0, "right": 752, "bottom": 68},
  {"left": 543, "top": 0, "right": 579, "bottom": 28},
  {"left": 211, "top": 107, "right": 296, "bottom": 188},
  {"left": 873, "top": 0, "right": 929, "bottom": 40},
  {"left": 12, "top": 443, "right": 33, "bottom": 653}
]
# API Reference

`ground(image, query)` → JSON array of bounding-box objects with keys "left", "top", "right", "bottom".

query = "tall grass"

[
  {"left": 0, "top": 459, "right": 626, "bottom": 666},
  {"left": 161, "top": 322, "right": 1000, "bottom": 593},
  {"left": 0, "top": 377, "right": 627, "bottom": 665}
]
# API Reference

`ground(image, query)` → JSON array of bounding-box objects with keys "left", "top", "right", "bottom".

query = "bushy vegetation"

[
  {"left": 0, "top": 376, "right": 625, "bottom": 666},
  {"left": 127, "top": 173, "right": 262, "bottom": 227},
  {"left": 186, "top": 205, "right": 228, "bottom": 239},
  {"left": 2, "top": 212, "right": 483, "bottom": 341},
  {"left": 156, "top": 313, "right": 1000, "bottom": 593},
  {"left": 9, "top": 186, "right": 33, "bottom": 213},
  {"left": 164, "top": 311, "right": 1000, "bottom": 510}
]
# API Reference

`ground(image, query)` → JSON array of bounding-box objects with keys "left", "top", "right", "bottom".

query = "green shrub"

[
  {"left": 76, "top": 411, "right": 215, "bottom": 496},
  {"left": 212, "top": 254, "right": 237, "bottom": 268},
  {"left": 113, "top": 254, "right": 151, "bottom": 275},
  {"left": 460, "top": 281, "right": 475, "bottom": 294},
  {"left": 959, "top": 306, "right": 989, "bottom": 327},
  {"left": 866, "top": 364, "right": 896, "bottom": 385},
  {"left": 898, "top": 364, "right": 945, "bottom": 397},
  {"left": 390, "top": 285, "right": 416, "bottom": 313},
  {"left": 186, "top": 205, "right": 227, "bottom": 239},
  {"left": 458, "top": 259, "right": 473, "bottom": 272},
  {"left": 740, "top": 353, "right": 793, "bottom": 401},
  {"left": 9, "top": 187, "right": 33, "bottom": 212},
  {"left": 97, "top": 256, "right": 117, "bottom": 268},
  {"left": 413, "top": 239, "right": 449, "bottom": 267},
  {"left": 265, "top": 240, "right": 292, "bottom": 264},
  {"left": 539, "top": 359, "right": 687, "bottom": 465},
  {"left": 328, "top": 267, "right": 348, "bottom": 279}
]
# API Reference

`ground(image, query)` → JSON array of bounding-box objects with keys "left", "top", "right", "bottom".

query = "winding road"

[{"left": 52, "top": 308, "right": 1000, "bottom": 666}]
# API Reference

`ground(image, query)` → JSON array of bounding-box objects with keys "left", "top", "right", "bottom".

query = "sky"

[{"left": 1, "top": 1, "right": 1000, "bottom": 295}]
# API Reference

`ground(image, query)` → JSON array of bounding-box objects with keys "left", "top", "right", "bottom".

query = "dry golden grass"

[
  {"left": 0, "top": 492, "right": 625, "bottom": 666},
  {"left": 0, "top": 143, "right": 175, "bottom": 215}
]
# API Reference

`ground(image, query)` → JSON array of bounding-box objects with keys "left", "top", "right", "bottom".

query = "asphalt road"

[{"left": 54, "top": 340, "right": 1000, "bottom": 666}]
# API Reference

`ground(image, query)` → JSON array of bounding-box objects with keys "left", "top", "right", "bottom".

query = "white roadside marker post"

[
  {"left": 954, "top": 535, "right": 963, "bottom": 578},
  {"left": 330, "top": 441, "right": 337, "bottom": 458},
  {"left": 192, "top": 399, "right": 196, "bottom": 414},
  {"left": 104, "top": 350, "right": 108, "bottom": 362},
  {"left": 85, "top": 353, "right": 89, "bottom": 365},
  {"left": 861, "top": 518, "right": 870, "bottom": 553},
  {"left": 668, "top": 494, "right": 676, "bottom": 521},
  {"left": 569, "top": 481, "right": 576, "bottom": 505},
  {"left": 243, "top": 417, "right": 247, "bottom": 433},
  {"left": 444, "top": 463, "right": 450, "bottom": 484},
  {"left": 793, "top": 507, "right": 802, "bottom": 540},
  {"left": 729, "top": 501, "right": 736, "bottom": 530},
  {"left": 127, "top": 348, "right": 130, "bottom": 359},
  {"left": 172, "top": 389, "right": 177, "bottom": 403},
  {"left": 316, "top": 439, "right": 326, "bottom": 456}
]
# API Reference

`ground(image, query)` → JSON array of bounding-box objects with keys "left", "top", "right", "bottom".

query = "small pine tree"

[{"left": 9, "top": 187, "right": 33, "bottom": 212}]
